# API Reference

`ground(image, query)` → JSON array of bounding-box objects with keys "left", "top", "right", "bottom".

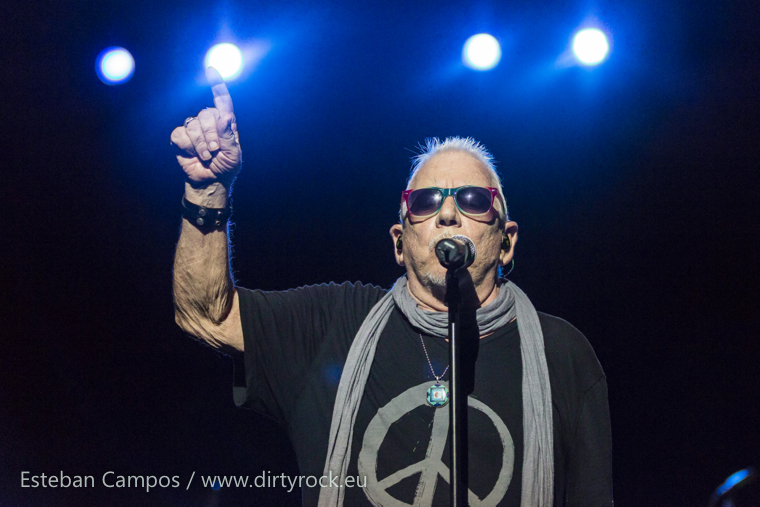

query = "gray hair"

[{"left": 400, "top": 137, "right": 508, "bottom": 223}]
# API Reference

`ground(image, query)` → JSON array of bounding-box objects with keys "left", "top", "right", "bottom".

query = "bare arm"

[{"left": 171, "top": 68, "right": 244, "bottom": 352}]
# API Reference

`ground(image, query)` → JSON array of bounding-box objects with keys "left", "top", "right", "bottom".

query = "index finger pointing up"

[{"left": 205, "top": 67, "right": 235, "bottom": 115}]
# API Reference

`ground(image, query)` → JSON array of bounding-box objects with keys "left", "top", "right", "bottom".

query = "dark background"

[{"left": 3, "top": 0, "right": 759, "bottom": 505}]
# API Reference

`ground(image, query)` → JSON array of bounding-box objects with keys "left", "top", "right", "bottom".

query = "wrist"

[{"left": 184, "top": 181, "right": 231, "bottom": 209}]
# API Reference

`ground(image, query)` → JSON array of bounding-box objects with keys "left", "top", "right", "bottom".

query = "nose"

[{"left": 437, "top": 195, "right": 461, "bottom": 227}]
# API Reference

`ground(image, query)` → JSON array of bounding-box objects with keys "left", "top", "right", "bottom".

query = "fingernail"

[
  {"left": 209, "top": 141, "right": 219, "bottom": 151},
  {"left": 202, "top": 150, "right": 211, "bottom": 160}
]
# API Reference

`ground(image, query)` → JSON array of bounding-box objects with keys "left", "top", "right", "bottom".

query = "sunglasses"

[{"left": 401, "top": 186, "right": 499, "bottom": 219}]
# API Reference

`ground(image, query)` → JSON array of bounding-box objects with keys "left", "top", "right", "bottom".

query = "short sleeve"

[{"left": 232, "top": 282, "right": 386, "bottom": 425}]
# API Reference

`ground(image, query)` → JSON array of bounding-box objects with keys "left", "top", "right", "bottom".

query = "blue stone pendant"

[{"left": 426, "top": 382, "right": 450, "bottom": 407}]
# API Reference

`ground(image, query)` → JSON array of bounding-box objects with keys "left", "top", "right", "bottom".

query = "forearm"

[{"left": 173, "top": 181, "right": 239, "bottom": 348}]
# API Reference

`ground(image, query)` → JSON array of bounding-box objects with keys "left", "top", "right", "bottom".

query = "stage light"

[
  {"left": 572, "top": 28, "right": 609, "bottom": 66},
  {"left": 204, "top": 43, "right": 244, "bottom": 80},
  {"left": 715, "top": 468, "right": 755, "bottom": 497},
  {"left": 96, "top": 47, "right": 135, "bottom": 85},
  {"left": 710, "top": 467, "right": 757, "bottom": 506},
  {"left": 463, "top": 33, "right": 501, "bottom": 71}
]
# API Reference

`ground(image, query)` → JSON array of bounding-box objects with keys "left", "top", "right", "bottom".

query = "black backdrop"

[{"left": 3, "top": 0, "right": 759, "bottom": 505}]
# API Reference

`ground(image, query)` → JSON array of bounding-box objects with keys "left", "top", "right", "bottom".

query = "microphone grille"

[{"left": 451, "top": 235, "right": 476, "bottom": 260}]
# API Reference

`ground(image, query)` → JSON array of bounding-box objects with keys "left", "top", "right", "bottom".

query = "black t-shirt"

[{"left": 234, "top": 281, "right": 612, "bottom": 506}]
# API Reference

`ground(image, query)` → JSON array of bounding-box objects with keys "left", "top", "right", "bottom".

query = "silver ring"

[{"left": 184, "top": 116, "right": 197, "bottom": 128}]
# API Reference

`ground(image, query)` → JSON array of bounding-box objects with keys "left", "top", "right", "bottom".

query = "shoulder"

[
  {"left": 537, "top": 312, "right": 605, "bottom": 390},
  {"left": 238, "top": 280, "right": 387, "bottom": 297},
  {"left": 237, "top": 281, "right": 387, "bottom": 312}
]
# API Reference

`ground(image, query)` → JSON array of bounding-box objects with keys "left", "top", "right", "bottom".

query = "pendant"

[{"left": 426, "top": 382, "right": 450, "bottom": 408}]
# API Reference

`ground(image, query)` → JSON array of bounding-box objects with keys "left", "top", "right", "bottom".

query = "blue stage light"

[
  {"left": 96, "top": 47, "right": 135, "bottom": 85},
  {"left": 204, "top": 43, "right": 244, "bottom": 80},
  {"left": 715, "top": 468, "right": 754, "bottom": 497},
  {"left": 463, "top": 34, "right": 501, "bottom": 71},
  {"left": 572, "top": 28, "right": 609, "bottom": 66}
]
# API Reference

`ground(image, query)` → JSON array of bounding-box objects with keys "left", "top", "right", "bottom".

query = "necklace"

[{"left": 419, "top": 334, "right": 450, "bottom": 408}]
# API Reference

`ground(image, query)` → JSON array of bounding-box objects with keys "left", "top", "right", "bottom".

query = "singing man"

[{"left": 172, "top": 68, "right": 613, "bottom": 506}]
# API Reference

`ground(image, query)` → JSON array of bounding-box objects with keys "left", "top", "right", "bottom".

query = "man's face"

[{"left": 390, "top": 150, "right": 515, "bottom": 294}]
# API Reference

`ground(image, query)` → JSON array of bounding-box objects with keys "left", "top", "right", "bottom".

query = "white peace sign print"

[{"left": 357, "top": 382, "right": 514, "bottom": 506}]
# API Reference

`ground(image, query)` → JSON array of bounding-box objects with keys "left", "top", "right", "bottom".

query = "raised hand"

[{"left": 171, "top": 67, "right": 242, "bottom": 186}]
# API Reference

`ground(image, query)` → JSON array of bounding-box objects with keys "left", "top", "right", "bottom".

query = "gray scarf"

[{"left": 319, "top": 276, "right": 553, "bottom": 506}]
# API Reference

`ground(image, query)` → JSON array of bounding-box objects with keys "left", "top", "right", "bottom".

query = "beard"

[
  {"left": 420, "top": 269, "right": 447, "bottom": 288},
  {"left": 415, "top": 231, "right": 455, "bottom": 293},
  {"left": 417, "top": 267, "right": 448, "bottom": 302},
  {"left": 417, "top": 231, "right": 491, "bottom": 292}
]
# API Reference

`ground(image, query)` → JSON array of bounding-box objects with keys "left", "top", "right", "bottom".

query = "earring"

[
  {"left": 502, "top": 234, "right": 511, "bottom": 251},
  {"left": 396, "top": 235, "right": 403, "bottom": 251}
]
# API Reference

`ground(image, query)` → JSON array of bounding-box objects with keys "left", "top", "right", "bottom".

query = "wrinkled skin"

[{"left": 389, "top": 151, "right": 518, "bottom": 312}]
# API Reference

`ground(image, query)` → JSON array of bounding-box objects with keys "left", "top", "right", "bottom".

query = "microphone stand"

[
  {"left": 445, "top": 269, "right": 467, "bottom": 506},
  {"left": 435, "top": 236, "right": 474, "bottom": 506}
]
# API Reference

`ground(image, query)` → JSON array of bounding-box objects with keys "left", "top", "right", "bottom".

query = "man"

[{"left": 172, "top": 68, "right": 613, "bottom": 506}]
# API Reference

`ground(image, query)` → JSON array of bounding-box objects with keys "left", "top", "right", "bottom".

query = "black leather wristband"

[{"left": 181, "top": 196, "right": 231, "bottom": 229}]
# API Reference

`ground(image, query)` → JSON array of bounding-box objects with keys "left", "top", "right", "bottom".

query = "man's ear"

[
  {"left": 499, "top": 221, "right": 518, "bottom": 267},
  {"left": 390, "top": 224, "right": 405, "bottom": 266}
]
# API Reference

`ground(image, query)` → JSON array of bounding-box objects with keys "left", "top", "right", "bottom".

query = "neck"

[{"left": 405, "top": 274, "right": 500, "bottom": 312}]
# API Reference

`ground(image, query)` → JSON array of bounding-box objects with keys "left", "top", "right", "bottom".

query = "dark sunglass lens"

[
  {"left": 408, "top": 189, "right": 442, "bottom": 216},
  {"left": 456, "top": 187, "right": 492, "bottom": 214}
]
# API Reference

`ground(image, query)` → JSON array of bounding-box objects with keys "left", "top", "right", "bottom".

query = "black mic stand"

[
  {"left": 435, "top": 238, "right": 472, "bottom": 507},
  {"left": 445, "top": 268, "right": 468, "bottom": 507}
]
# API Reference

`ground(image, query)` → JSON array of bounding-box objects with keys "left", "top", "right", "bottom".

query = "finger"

[
  {"left": 206, "top": 67, "right": 235, "bottom": 116},
  {"left": 170, "top": 126, "right": 198, "bottom": 157},
  {"left": 198, "top": 108, "right": 221, "bottom": 152},
  {"left": 185, "top": 118, "right": 212, "bottom": 161}
]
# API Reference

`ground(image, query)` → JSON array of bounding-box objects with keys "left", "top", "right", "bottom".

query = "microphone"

[{"left": 435, "top": 235, "right": 477, "bottom": 271}]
